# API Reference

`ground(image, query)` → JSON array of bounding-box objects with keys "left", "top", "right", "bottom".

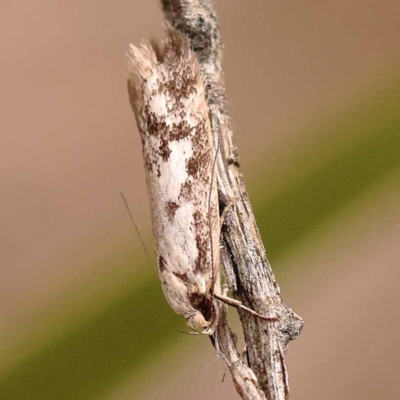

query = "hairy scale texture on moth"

[{"left": 127, "top": 28, "right": 220, "bottom": 334}]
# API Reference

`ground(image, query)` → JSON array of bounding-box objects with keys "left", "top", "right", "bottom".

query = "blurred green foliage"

[
  {"left": 255, "top": 73, "right": 400, "bottom": 260},
  {"left": 0, "top": 276, "right": 181, "bottom": 400},
  {"left": 1, "top": 72, "right": 399, "bottom": 399}
]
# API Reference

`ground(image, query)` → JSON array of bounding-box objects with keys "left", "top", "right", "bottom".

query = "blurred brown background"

[{"left": 1, "top": 1, "right": 400, "bottom": 399}]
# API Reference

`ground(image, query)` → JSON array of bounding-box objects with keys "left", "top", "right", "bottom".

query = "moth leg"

[
  {"left": 214, "top": 293, "right": 278, "bottom": 322},
  {"left": 177, "top": 330, "right": 201, "bottom": 335},
  {"left": 227, "top": 146, "right": 240, "bottom": 167},
  {"left": 241, "top": 344, "right": 248, "bottom": 363},
  {"left": 219, "top": 197, "right": 236, "bottom": 229},
  {"left": 222, "top": 282, "right": 229, "bottom": 297}
]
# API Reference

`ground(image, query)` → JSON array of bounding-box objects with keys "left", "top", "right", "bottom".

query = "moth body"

[{"left": 127, "top": 29, "right": 220, "bottom": 334}]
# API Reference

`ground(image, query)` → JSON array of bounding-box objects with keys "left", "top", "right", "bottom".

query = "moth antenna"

[
  {"left": 120, "top": 192, "right": 154, "bottom": 272},
  {"left": 206, "top": 144, "right": 276, "bottom": 323},
  {"left": 208, "top": 137, "right": 221, "bottom": 291}
]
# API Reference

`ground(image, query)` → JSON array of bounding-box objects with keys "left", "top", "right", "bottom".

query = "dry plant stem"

[{"left": 161, "top": 1, "right": 304, "bottom": 399}]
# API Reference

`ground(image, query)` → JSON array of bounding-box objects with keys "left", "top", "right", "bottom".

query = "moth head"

[{"left": 186, "top": 299, "right": 219, "bottom": 335}]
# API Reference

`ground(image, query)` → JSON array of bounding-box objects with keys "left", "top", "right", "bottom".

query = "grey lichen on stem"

[{"left": 160, "top": 1, "right": 304, "bottom": 399}]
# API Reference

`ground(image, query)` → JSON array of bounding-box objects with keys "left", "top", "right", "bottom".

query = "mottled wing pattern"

[{"left": 127, "top": 29, "right": 220, "bottom": 333}]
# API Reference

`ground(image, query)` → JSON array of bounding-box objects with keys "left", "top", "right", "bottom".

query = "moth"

[{"left": 127, "top": 28, "right": 220, "bottom": 334}]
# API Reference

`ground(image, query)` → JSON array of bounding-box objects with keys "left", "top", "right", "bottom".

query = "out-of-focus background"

[{"left": 1, "top": 1, "right": 399, "bottom": 399}]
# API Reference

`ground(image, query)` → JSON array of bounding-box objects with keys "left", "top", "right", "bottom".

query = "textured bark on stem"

[{"left": 160, "top": 1, "right": 304, "bottom": 399}]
